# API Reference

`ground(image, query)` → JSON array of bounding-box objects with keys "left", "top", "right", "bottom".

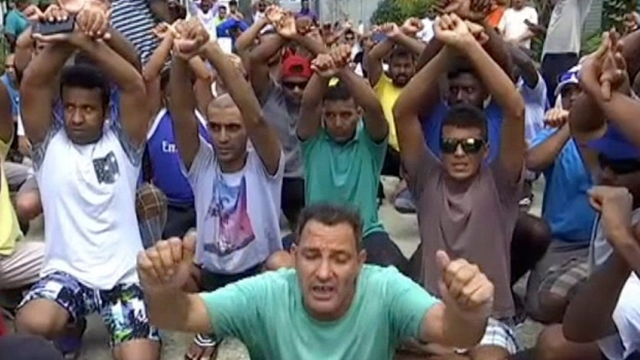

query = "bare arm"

[
  {"left": 525, "top": 125, "right": 570, "bottom": 171},
  {"left": 394, "top": 47, "right": 451, "bottom": 173},
  {"left": 366, "top": 39, "right": 394, "bottom": 86},
  {"left": 291, "top": 33, "right": 328, "bottom": 56},
  {"left": 105, "top": 28, "right": 142, "bottom": 71},
  {"left": 20, "top": 43, "right": 75, "bottom": 143},
  {"left": 142, "top": 35, "right": 174, "bottom": 83},
  {"left": 298, "top": 73, "right": 329, "bottom": 140},
  {"left": 563, "top": 253, "right": 631, "bottom": 342},
  {"left": 249, "top": 34, "right": 287, "bottom": 98},
  {"left": 146, "top": 290, "right": 212, "bottom": 333},
  {"left": 420, "top": 303, "right": 486, "bottom": 348},
  {"left": 0, "top": 84, "right": 14, "bottom": 144},
  {"left": 202, "top": 41, "right": 281, "bottom": 175},
  {"left": 73, "top": 35, "right": 148, "bottom": 146},
  {"left": 14, "top": 27, "right": 34, "bottom": 76},
  {"left": 168, "top": 57, "right": 199, "bottom": 169},
  {"left": 235, "top": 17, "right": 269, "bottom": 57},
  {"left": 148, "top": 0, "right": 171, "bottom": 22},
  {"left": 338, "top": 68, "right": 388, "bottom": 141},
  {"left": 509, "top": 43, "right": 538, "bottom": 87},
  {"left": 588, "top": 92, "right": 640, "bottom": 149},
  {"left": 461, "top": 39, "right": 525, "bottom": 181}
]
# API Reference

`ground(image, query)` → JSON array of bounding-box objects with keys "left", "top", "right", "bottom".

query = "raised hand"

[
  {"left": 437, "top": 250, "right": 494, "bottom": 320},
  {"left": 173, "top": 18, "right": 210, "bottom": 59},
  {"left": 31, "top": 5, "right": 73, "bottom": 43},
  {"left": 588, "top": 186, "right": 634, "bottom": 247},
  {"left": 265, "top": 5, "right": 285, "bottom": 24},
  {"left": 296, "top": 16, "right": 314, "bottom": 36},
  {"left": 543, "top": 108, "right": 569, "bottom": 128},
  {"left": 152, "top": 22, "right": 178, "bottom": 39},
  {"left": 465, "top": 20, "right": 488, "bottom": 45},
  {"left": 435, "top": 13, "right": 474, "bottom": 48},
  {"left": 311, "top": 53, "right": 338, "bottom": 78},
  {"left": 599, "top": 31, "right": 629, "bottom": 99},
  {"left": 329, "top": 44, "right": 352, "bottom": 69},
  {"left": 137, "top": 235, "right": 197, "bottom": 293},
  {"left": 401, "top": 17, "right": 424, "bottom": 36},
  {"left": 379, "top": 22, "right": 403, "bottom": 39},
  {"left": 274, "top": 11, "right": 297, "bottom": 39},
  {"left": 22, "top": 4, "right": 44, "bottom": 21},
  {"left": 441, "top": 0, "right": 491, "bottom": 22},
  {"left": 76, "top": 5, "right": 111, "bottom": 39}
]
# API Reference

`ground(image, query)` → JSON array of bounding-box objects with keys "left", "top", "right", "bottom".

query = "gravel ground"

[{"left": 13, "top": 177, "right": 546, "bottom": 359}]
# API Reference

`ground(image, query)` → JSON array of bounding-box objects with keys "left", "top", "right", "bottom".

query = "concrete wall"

[{"left": 318, "top": 0, "right": 379, "bottom": 25}]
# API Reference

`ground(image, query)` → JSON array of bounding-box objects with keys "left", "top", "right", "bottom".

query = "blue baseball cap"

[
  {"left": 587, "top": 123, "right": 640, "bottom": 160},
  {"left": 554, "top": 65, "right": 581, "bottom": 97}
]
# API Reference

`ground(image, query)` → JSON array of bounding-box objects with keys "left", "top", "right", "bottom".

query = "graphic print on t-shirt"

[
  {"left": 205, "top": 176, "right": 256, "bottom": 256},
  {"left": 93, "top": 151, "right": 120, "bottom": 184}
]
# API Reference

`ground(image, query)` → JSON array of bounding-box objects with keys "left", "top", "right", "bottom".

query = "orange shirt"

[{"left": 487, "top": 6, "right": 506, "bottom": 28}]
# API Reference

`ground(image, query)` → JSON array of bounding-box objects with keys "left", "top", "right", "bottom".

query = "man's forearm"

[
  {"left": 526, "top": 125, "right": 571, "bottom": 171},
  {"left": 203, "top": 42, "right": 262, "bottom": 125},
  {"left": 393, "top": 33, "right": 427, "bottom": 55},
  {"left": 145, "top": 289, "right": 192, "bottom": 331},
  {"left": 106, "top": 29, "right": 142, "bottom": 71},
  {"left": 339, "top": 68, "right": 382, "bottom": 117},
  {"left": 416, "top": 38, "right": 444, "bottom": 70},
  {"left": 563, "top": 254, "right": 630, "bottom": 342},
  {"left": 482, "top": 24, "right": 513, "bottom": 73},
  {"left": 148, "top": 0, "right": 170, "bottom": 22},
  {"left": 250, "top": 35, "right": 288, "bottom": 63},
  {"left": 292, "top": 34, "right": 327, "bottom": 55},
  {"left": 74, "top": 37, "right": 144, "bottom": 91},
  {"left": 442, "top": 308, "right": 486, "bottom": 348},
  {"left": 21, "top": 43, "right": 75, "bottom": 87}
]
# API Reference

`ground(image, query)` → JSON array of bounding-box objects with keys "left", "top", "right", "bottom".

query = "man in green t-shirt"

[
  {"left": 138, "top": 203, "right": 495, "bottom": 360},
  {"left": 4, "top": 0, "right": 31, "bottom": 50},
  {"left": 298, "top": 44, "right": 408, "bottom": 273}
]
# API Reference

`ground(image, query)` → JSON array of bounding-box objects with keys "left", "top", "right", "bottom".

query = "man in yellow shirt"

[
  {"left": 366, "top": 20, "right": 425, "bottom": 211},
  {"left": 0, "top": 82, "right": 43, "bottom": 291}
]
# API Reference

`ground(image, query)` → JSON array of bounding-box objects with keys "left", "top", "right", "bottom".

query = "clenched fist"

[
  {"left": 137, "top": 235, "right": 197, "bottom": 293},
  {"left": 437, "top": 250, "right": 494, "bottom": 320}
]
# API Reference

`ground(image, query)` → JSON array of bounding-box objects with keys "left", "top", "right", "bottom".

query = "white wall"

[{"left": 318, "top": 0, "right": 378, "bottom": 25}]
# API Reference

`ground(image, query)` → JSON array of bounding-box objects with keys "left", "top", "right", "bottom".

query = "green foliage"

[
  {"left": 370, "top": 0, "right": 434, "bottom": 25},
  {"left": 602, "top": 0, "right": 634, "bottom": 32},
  {"left": 581, "top": 31, "right": 603, "bottom": 56}
]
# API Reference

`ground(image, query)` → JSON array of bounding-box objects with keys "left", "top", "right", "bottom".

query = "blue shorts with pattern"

[{"left": 18, "top": 271, "right": 160, "bottom": 347}]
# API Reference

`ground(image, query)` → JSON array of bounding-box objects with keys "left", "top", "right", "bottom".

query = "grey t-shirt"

[
  {"left": 260, "top": 81, "right": 303, "bottom": 179},
  {"left": 542, "top": 0, "right": 593, "bottom": 55},
  {"left": 408, "top": 147, "right": 523, "bottom": 319}
]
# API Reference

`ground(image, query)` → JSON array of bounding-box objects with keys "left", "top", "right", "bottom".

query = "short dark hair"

[
  {"left": 229, "top": 0, "right": 238, "bottom": 5},
  {"left": 447, "top": 60, "right": 476, "bottom": 80},
  {"left": 60, "top": 64, "right": 111, "bottom": 111},
  {"left": 323, "top": 81, "right": 353, "bottom": 102},
  {"left": 388, "top": 46, "right": 415, "bottom": 62},
  {"left": 295, "top": 203, "right": 362, "bottom": 250},
  {"left": 442, "top": 104, "right": 488, "bottom": 139}
]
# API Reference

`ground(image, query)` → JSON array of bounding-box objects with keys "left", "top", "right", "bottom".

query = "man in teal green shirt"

[
  {"left": 138, "top": 203, "right": 496, "bottom": 360},
  {"left": 4, "top": 0, "right": 31, "bottom": 49},
  {"left": 297, "top": 44, "right": 408, "bottom": 272}
]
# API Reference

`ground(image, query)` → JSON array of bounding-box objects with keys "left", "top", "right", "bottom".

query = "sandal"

[
  {"left": 54, "top": 317, "right": 87, "bottom": 360},
  {"left": 184, "top": 333, "right": 218, "bottom": 360}
]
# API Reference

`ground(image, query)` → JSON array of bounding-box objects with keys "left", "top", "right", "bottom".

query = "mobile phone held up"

[{"left": 32, "top": 16, "right": 76, "bottom": 36}]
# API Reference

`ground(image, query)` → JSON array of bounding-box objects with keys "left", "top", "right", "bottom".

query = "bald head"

[{"left": 208, "top": 94, "right": 238, "bottom": 111}]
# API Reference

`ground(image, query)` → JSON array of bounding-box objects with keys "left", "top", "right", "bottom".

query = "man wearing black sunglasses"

[{"left": 394, "top": 14, "right": 525, "bottom": 359}]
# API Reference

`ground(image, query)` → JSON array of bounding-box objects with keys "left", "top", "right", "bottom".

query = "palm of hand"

[{"left": 277, "top": 16, "right": 297, "bottom": 38}]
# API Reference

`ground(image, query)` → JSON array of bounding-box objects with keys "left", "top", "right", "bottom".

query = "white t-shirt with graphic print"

[
  {"left": 185, "top": 137, "right": 284, "bottom": 274},
  {"left": 590, "top": 209, "right": 640, "bottom": 360},
  {"left": 34, "top": 120, "right": 144, "bottom": 290}
]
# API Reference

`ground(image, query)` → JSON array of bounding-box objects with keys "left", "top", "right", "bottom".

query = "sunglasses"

[
  {"left": 598, "top": 153, "right": 640, "bottom": 175},
  {"left": 282, "top": 81, "right": 308, "bottom": 91},
  {"left": 440, "top": 138, "right": 486, "bottom": 154}
]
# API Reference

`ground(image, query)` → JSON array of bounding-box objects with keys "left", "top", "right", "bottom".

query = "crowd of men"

[{"left": 0, "top": 0, "right": 639, "bottom": 359}]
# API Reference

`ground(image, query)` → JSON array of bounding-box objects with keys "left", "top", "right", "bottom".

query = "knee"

[
  {"left": 15, "top": 191, "right": 42, "bottom": 222},
  {"left": 535, "top": 326, "right": 568, "bottom": 360},
  {"left": 15, "top": 307, "right": 65, "bottom": 338},
  {"left": 537, "top": 291, "right": 568, "bottom": 324},
  {"left": 263, "top": 251, "right": 294, "bottom": 271},
  {"left": 515, "top": 215, "right": 552, "bottom": 253}
]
